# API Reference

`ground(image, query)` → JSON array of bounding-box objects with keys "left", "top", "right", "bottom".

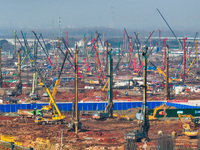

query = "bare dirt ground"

[{"left": 0, "top": 113, "right": 199, "bottom": 150}]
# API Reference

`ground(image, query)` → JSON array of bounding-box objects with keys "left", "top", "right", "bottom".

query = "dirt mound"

[{"left": 114, "top": 107, "right": 141, "bottom": 116}]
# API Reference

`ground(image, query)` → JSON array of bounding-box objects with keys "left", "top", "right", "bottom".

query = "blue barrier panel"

[
  {"left": 146, "top": 102, "right": 156, "bottom": 109},
  {"left": 82, "top": 103, "right": 89, "bottom": 111},
  {"left": 131, "top": 102, "right": 135, "bottom": 108},
  {"left": 135, "top": 102, "right": 142, "bottom": 108},
  {"left": 27, "top": 104, "right": 32, "bottom": 109},
  {"left": 31, "top": 104, "right": 37, "bottom": 109},
  {"left": 67, "top": 103, "right": 72, "bottom": 111},
  {"left": 127, "top": 102, "right": 133, "bottom": 109},
  {"left": 78, "top": 103, "right": 83, "bottom": 111},
  {"left": 116, "top": 102, "right": 123, "bottom": 110},
  {"left": 6, "top": 105, "right": 11, "bottom": 112},
  {"left": 87, "top": 103, "right": 93, "bottom": 110},
  {"left": 0, "top": 105, "right": 5, "bottom": 112},
  {"left": 56, "top": 103, "right": 63, "bottom": 111},
  {"left": 97, "top": 103, "right": 105, "bottom": 111},
  {"left": 16, "top": 104, "right": 21, "bottom": 111},
  {"left": 11, "top": 105, "right": 16, "bottom": 112},
  {"left": 21, "top": 104, "right": 28, "bottom": 109},
  {"left": 0, "top": 101, "right": 199, "bottom": 112},
  {"left": 35, "top": 104, "right": 43, "bottom": 109},
  {"left": 62, "top": 103, "right": 68, "bottom": 111},
  {"left": 92, "top": 103, "right": 98, "bottom": 111},
  {"left": 166, "top": 103, "right": 199, "bottom": 109},
  {"left": 113, "top": 103, "right": 118, "bottom": 110}
]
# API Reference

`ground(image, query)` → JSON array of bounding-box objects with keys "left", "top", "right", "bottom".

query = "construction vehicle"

[
  {"left": 21, "top": 37, "right": 65, "bottom": 125},
  {"left": 149, "top": 61, "right": 173, "bottom": 83},
  {"left": 7, "top": 50, "right": 22, "bottom": 96},
  {"left": 187, "top": 41, "right": 199, "bottom": 77},
  {"left": 91, "top": 38, "right": 103, "bottom": 83},
  {"left": 32, "top": 31, "right": 53, "bottom": 66},
  {"left": 29, "top": 73, "right": 40, "bottom": 100},
  {"left": 83, "top": 58, "right": 92, "bottom": 76},
  {"left": 178, "top": 114, "right": 200, "bottom": 126},
  {"left": 92, "top": 49, "right": 114, "bottom": 119},
  {"left": 148, "top": 103, "right": 166, "bottom": 120},
  {"left": 178, "top": 114, "right": 198, "bottom": 137},
  {"left": 33, "top": 63, "right": 65, "bottom": 124},
  {"left": 113, "top": 114, "right": 135, "bottom": 120},
  {"left": 125, "top": 48, "right": 150, "bottom": 142},
  {"left": 181, "top": 124, "right": 198, "bottom": 137},
  {"left": 68, "top": 48, "right": 82, "bottom": 133},
  {"left": 18, "top": 109, "right": 43, "bottom": 118},
  {"left": 41, "top": 46, "right": 69, "bottom": 113}
]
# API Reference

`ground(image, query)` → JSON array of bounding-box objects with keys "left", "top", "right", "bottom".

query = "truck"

[{"left": 17, "top": 109, "right": 43, "bottom": 118}]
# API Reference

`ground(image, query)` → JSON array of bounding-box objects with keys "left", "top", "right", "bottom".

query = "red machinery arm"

[
  {"left": 136, "top": 62, "right": 143, "bottom": 73},
  {"left": 83, "top": 59, "right": 91, "bottom": 73},
  {"left": 91, "top": 38, "right": 102, "bottom": 75}
]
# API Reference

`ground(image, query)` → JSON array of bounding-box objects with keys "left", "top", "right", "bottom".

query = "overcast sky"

[{"left": 0, "top": 0, "right": 199, "bottom": 31}]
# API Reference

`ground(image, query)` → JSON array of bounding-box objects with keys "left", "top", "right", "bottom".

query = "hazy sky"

[{"left": 0, "top": 0, "right": 199, "bottom": 31}]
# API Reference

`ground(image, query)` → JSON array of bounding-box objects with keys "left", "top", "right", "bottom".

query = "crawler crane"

[{"left": 33, "top": 62, "right": 65, "bottom": 125}]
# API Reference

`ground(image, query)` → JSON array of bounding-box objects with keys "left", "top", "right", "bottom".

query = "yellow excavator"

[
  {"left": 178, "top": 114, "right": 198, "bottom": 137},
  {"left": 178, "top": 114, "right": 200, "bottom": 126},
  {"left": 148, "top": 103, "right": 166, "bottom": 120}
]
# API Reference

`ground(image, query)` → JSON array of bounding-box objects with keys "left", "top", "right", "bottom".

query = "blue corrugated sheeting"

[
  {"left": 166, "top": 102, "right": 200, "bottom": 109},
  {"left": 0, "top": 101, "right": 198, "bottom": 113}
]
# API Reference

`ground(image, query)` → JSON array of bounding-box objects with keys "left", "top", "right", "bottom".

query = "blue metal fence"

[{"left": 0, "top": 101, "right": 198, "bottom": 113}]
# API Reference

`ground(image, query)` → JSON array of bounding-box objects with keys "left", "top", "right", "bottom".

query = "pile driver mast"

[
  {"left": 92, "top": 48, "right": 114, "bottom": 119},
  {"left": 125, "top": 47, "right": 150, "bottom": 142},
  {"left": 105, "top": 49, "right": 113, "bottom": 117},
  {"left": 68, "top": 46, "right": 82, "bottom": 133},
  {"left": 16, "top": 49, "right": 22, "bottom": 95},
  {"left": 182, "top": 37, "right": 187, "bottom": 82}
]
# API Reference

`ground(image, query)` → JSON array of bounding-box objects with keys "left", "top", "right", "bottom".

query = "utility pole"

[
  {"left": 74, "top": 46, "right": 80, "bottom": 134},
  {"left": 163, "top": 38, "right": 168, "bottom": 70},
  {"left": 182, "top": 37, "right": 187, "bottom": 82},
  {"left": 165, "top": 45, "right": 170, "bottom": 100}
]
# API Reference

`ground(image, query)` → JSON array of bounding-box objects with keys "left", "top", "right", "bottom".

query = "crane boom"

[
  {"left": 32, "top": 31, "right": 53, "bottom": 66},
  {"left": 149, "top": 61, "right": 172, "bottom": 83},
  {"left": 157, "top": 8, "right": 182, "bottom": 48},
  {"left": 57, "top": 42, "right": 83, "bottom": 79},
  {"left": 42, "top": 49, "right": 70, "bottom": 112},
  {"left": 91, "top": 38, "right": 102, "bottom": 75}
]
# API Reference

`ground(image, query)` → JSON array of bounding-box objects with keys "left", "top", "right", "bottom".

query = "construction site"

[{"left": 1, "top": 7, "right": 200, "bottom": 150}]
